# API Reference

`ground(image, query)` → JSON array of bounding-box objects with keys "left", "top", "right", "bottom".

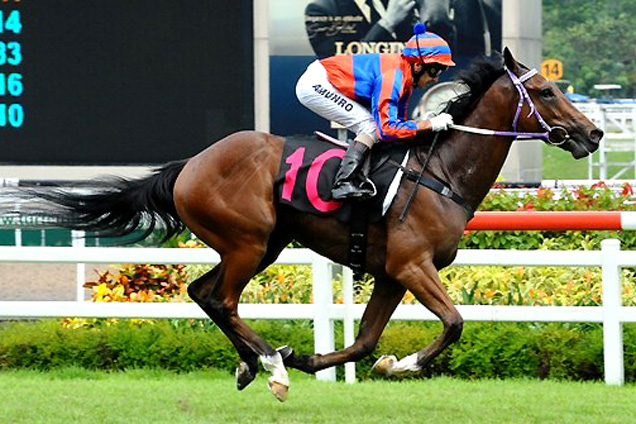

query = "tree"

[{"left": 543, "top": 0, "right": 636, "bottom": 97}]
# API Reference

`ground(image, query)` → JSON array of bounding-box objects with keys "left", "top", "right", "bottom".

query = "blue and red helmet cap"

[{"left": 402, "top": 23, "right": 455, "bottom": 67}]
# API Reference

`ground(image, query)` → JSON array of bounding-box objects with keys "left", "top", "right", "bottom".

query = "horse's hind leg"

[
  {"left": 175, "top": 132, "right": 293, "bottom": 400},
  {"left": 187, "top": 229, "right": 292, "bottom": 400},
  {"left": 374, "top": 259, "right": 463, "bottom": 376},
  {"left": 280, "top": 277, "right": 406, "bottom": 374},
  {"left": 187, "top": 265, "right": 260, "bottom": 384},
  {"left": 233, "top": 229, "right": 292, "bottom": 390}
]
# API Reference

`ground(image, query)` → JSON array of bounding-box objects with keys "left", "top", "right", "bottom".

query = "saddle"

[
  {"left": 275, "top": 132, "right": 409, "bottom": 224},
  {"left": 275, "top": 132, "right": 472, "bottom": 274}
]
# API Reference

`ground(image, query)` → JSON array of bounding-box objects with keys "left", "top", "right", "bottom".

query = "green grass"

[
  {"left": 543, "top": 143, "right": 636, "bottom": 180},
  {"left": 1, "top": 369, "right": 635, "bottom": 424}
]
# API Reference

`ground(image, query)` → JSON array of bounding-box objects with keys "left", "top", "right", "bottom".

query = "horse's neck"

[{"left": 429, "top": 80, "right": 516, "bottom": 211}]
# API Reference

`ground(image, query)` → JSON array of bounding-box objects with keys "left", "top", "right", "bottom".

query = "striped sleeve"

[
  {"left": 373, "top": 69, "right": 418, "bottom": 140},
  {"left": 320, "top": 56, "right": 356, "bottom": 98}
]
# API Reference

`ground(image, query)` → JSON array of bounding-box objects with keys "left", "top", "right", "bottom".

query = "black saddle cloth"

[{"left": 275, "top": 134, "right": 408, "bottom": 223}]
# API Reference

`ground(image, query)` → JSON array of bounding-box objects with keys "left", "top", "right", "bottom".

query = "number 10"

[{"left": 282, "top": 146, "right": 345, "bottom": 213}]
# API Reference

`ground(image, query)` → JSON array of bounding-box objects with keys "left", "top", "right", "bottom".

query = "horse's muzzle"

[
  {"left": 582, "top": 127, "right": 603, "bottom": 155},
  {"left": 589, "top": 128, "right": 604, "bottom": 144}
]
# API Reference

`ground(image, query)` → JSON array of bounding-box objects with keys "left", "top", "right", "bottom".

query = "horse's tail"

[{"left": 22, "top": 159, "right": 188, "bottom": 243}]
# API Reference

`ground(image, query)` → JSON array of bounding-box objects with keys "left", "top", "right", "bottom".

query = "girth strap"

[
  {"left": 404, "top": 172, "right": 474, "bottom": 219},
  {"left": 349, "top": 200, "right": 370, "bottom": 277}
]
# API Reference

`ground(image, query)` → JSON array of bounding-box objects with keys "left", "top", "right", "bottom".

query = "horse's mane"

[
  {"left": 445, "top": 54, "right": 506, "bottom": 122},
  {"left": 412, "top": 55, "right": 506, "bottom": 163}
]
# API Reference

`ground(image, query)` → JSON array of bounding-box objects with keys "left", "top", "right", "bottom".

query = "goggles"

[{"left": 427, "top": 66, "right": 448, "bottom": 78}]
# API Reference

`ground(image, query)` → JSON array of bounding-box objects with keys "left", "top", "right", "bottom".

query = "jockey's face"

[{"left": 412, "top": 63, "right": 438, "bottom": 89}]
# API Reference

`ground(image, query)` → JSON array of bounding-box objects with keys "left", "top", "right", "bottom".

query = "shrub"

[
  {"left": 84, "top": 263, "right": 189, "bottom": 302},
  {"left": 2, "top": 320, "right": 634, "bottom": 383},
  {"left": 465, "top": 183, "right": 636, "bottom": 251}
]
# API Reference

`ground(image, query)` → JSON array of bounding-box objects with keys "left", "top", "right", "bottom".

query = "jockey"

[{"left": 296, "top": 23, "right": 456, "bottom": 200}]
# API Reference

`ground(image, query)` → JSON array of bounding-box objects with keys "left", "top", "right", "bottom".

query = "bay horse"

[{"left": 21, "top": 49, "right": 601, "bottom": 401}]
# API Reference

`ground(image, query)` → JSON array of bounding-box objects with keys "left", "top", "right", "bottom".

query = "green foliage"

[
  {"left": 362, "top": 322, "right": 633, "bottom": 382},
  {"left": 446, "top": 323, "right": 541, "bottom": 379},
  {"left": 480, "top": 184, "right": 636, "bottom": 212},
  {"left": 241, "top": 266, "right": 314, "bottom": 304},
  {"left": 0, "top": 320, "right": 314, "bottom": 373},
  {"left": 2, "top": 320, "right": 634, "bottom": 383},
  {"left": 543, "top": 0, "right": 636, "bottom": 97},
  {"left": 461, "top": 184, "right": 636, "bottom": 251}
]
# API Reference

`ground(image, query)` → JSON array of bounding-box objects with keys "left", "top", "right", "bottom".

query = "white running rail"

[{"left": 0, "top": 240, "right": 635, "bottom": 385}]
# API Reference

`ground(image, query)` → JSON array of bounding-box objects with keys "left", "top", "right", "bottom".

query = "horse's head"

[{"left": 503, "top": 47, "right": 602, "bottom": 159}]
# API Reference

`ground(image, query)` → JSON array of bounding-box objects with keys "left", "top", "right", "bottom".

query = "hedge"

[
  {"left": 463, "top": 183, "right": 636, "bottom": 250},
  {"left": 1, "top": 320, "right": 635, "bottom": 382}
]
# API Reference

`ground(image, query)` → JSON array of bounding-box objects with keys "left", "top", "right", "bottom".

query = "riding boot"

[{"left": 331, "top": 141, "right": 377, "bottom": 200}]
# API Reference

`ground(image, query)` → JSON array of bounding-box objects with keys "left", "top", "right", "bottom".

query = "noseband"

[{"left": 450, "top": 66, "right": 570, "bottom": 145}]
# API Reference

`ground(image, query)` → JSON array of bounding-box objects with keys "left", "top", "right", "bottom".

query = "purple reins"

[{"left": 450, "top": 67, "right": 570, "bottom": 145}]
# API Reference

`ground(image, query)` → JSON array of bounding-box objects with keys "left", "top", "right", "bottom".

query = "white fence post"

[
  {"left": 72, "top": 230, "right": 86, "bottom": 302},
  {"left": 601, "top": 238, "right": 624, "bottom": 385},
  {"left": 598, "top": 107, "right": 608, "bottom": 180},
  {"left": 312, "top": 253, "right": 336, "bottom": 381}
]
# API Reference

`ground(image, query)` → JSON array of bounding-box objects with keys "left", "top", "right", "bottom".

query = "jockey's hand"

[
  {"left": 381, "top": 0, "right": 416, "bottom": 32},
  {"left": 421, "top": 111, "right": 436, "bottom": 121},
  {"left": 429, "top": 113, "right": 454, "bottom": 132}
]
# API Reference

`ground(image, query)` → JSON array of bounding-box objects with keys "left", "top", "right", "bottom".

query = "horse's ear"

[{"left": 503, "top": 47, "right": 519, "bottom": 73}]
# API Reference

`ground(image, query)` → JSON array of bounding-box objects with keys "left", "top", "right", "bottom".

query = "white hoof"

[
  {"left": 260, "top": 352, "right": 290, "bottom": 402},
  {"left": 372, "top": 353, "right": 421, "bottom": 377},
  {"left": 268, "top": 378, "right": 289, "bottom": 402},
  {"left": 372, "top": 355, "right": 397, "bottom": 376}
]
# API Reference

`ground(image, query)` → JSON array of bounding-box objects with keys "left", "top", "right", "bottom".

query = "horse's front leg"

[
  {"left": 281, "top": 276, "right": 406, "bottom": 373},
  {"left": 373, "top": 258, "right": 463, "bottom": 376}
]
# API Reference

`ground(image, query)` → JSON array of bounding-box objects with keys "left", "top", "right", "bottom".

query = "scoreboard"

[
  {"left": 0, "top": 7, "right": 23, "bottom": 129},
  {"left": 0, "top": 0, "right": 253, "bottom": 165}
]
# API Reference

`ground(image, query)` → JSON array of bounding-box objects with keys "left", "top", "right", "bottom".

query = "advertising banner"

[{"left": 270, "top": 0, "right": 501, "bottom": 136}]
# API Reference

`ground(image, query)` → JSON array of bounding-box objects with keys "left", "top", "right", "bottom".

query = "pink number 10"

[{"left": 282, "top": 146, "right": 344, "bottom": 212}]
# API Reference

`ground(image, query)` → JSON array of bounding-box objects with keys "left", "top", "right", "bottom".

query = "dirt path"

[{"left": 0, "top": 263, "right": 108, "bottom": 301}]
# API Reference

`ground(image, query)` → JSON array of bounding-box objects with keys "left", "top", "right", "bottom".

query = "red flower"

[
  {"left": 622, "top": 183, "right": 633, "bottom": 196},
  {"left": 574, "top": 187, "right": 588, "bottom": 200},
  {"left": 516, "top": 202, "right": 535, "bottom": 211}
]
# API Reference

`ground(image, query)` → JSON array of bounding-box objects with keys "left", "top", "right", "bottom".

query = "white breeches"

[{"left": 296, "top": 60, "right": 379, "bottom": 144}]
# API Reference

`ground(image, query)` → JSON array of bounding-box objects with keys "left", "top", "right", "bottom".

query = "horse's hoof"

[
  {"left": 371, "top": 355, "right": 397, "bottom": 376},
  {"left": 267, "top": 378, "right": 289, "bottom": 402},
  {"left": 236, "top": 362, "right": 256, "bottom": 391},
  {"left": 276, "top": 345, "right": 294, "bottom": 360}
]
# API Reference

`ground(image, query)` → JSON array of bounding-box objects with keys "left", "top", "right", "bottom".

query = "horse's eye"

[{"left": 540, "top": 88, "right": 555, "bottom": 98}]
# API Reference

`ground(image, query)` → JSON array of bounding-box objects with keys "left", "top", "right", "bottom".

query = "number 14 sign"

[{"left": 541, "top": 59, "right": 563, "bottom": 81}]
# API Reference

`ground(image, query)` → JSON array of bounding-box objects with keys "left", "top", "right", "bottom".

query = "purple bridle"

[{"left": 450, "top": 66, "right": 570, "bottom": 145}]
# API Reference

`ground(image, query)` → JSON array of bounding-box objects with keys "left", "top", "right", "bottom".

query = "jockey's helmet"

[{"left": 402, "top": 23, "right": 456, "bottom": 67}]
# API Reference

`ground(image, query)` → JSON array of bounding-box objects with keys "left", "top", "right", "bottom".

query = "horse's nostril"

[{"left": 590, "top": 128, "right": 604, "bottom": 143}]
